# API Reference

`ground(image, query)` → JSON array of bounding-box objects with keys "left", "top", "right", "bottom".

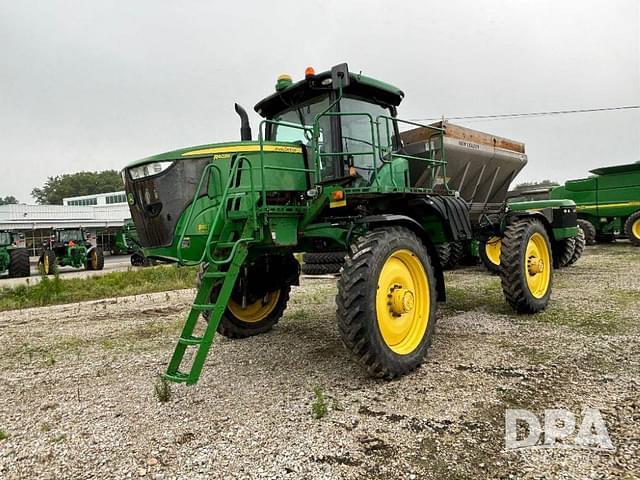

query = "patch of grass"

[
  {"left": 311, "top": 386, "right": 328, "bottom": 419},
  {"left": 0, "top": 429, "right": 8, "bottom": 441},
  {"left": 535, "top": 304, "right": 627, "bottom": 335},
  {"left": 0, "top": 265, "right": 197, "bottom": 312},
  {"left": 442, "top": 279, "right": 509, "bottom": 315},
  {"left": 40, "top": 423, "right": 52, "bottom": 433},
  {"left": 51, "top": 433, "right": 67, "bottom": 443},
  {"left": 45, "top": 353, "right": 57, "bottom": 366},
  {"left": 154, "top": 377, "right": 172, "bottom": 403}
]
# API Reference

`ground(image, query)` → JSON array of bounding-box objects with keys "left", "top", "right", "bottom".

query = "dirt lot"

[{"left": 0, "top": 243, "right": 638, "bottom": 479}]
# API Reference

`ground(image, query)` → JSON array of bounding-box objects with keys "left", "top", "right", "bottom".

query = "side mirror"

[{"left": 331, "top": 63, "right": 350, "bottom": 90}]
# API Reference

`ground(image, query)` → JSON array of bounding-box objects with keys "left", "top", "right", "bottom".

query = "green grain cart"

[
  {"left": 124, "top": 64, "right": 575, "bottom": 385},
  {"left": 0, "top": 231, "right": 30, "bottom": 278},
  {"left": 549, "top": 162, "right": 640, "bottom": 245}
]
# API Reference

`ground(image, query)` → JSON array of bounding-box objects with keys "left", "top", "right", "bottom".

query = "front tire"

[
  {"left": 577, "top": 219, "right": 596, "bottom": 245},
  {"left": 479, "top": 237, "right": 502, "bottom": 274},
  {"left": 500, "top": 219, "right": 553, "bottom": 313},
  {"left": 554, "top": 236, "right": 576, "bottom": 268},
  {"left": 624, "top": 211, "right": 640, "bottom": 246},
  {"left": 567, "top": 227, "right": 586, "bottom": 265},
  {"left": 198, "top": 262, "right": 291, "bottom": 339},
  {"left": 9, "top": 248, "right": 30, "bottom": 278},
  {"left": 336, "top": 227, "right": 437, "bottom": 378}
]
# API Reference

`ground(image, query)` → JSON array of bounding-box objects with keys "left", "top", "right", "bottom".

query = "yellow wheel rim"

[
  {"left": 525, "top": 232, "right": 551, "bottom": 299},
  {"left": 485, "top": 236, "right": 502, "bottom": 266},
  {"left": 632, "top": 218, "right": 640, "bottom": 240},
  {"left": 43, "top": 254, "right": 49, "bottom": 274},
  {"left": 227, "top": 290, "right": 281, "bottom": 323},
  {"left": 375, "top": 249, "right": 430, "bottom": 355},
  {"left": 91, "top": 250, "right": 98, "bottom": 269}
]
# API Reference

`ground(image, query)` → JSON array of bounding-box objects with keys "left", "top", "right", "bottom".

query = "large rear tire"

[
  {"left": 38, "top": 250, "right": 57, "bottom": 275},
  {"left": 86, "top": 247, "right": 105, "bottom": 271},
  {"left": 198, "top": 262, "right": 291, "bottom": 339},
  {"left": 336, "top": 227, "right": 437, "bottom": 378},
  {"left": 8, "top": 248, "right": 30, "bottom": 278},
  {"left": 624, "top": 211, "right": 640, "bottom": 246},
  {"left": 577, "top": 219, "right": 596, "bottom": 245},
  {"left": 500, "top": 219, "right": 553, "bottom": 313}
]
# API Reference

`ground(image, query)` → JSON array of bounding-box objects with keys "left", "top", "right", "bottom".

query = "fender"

[{"left": 354, "top": 214, "right": 446, "bottom": 302}]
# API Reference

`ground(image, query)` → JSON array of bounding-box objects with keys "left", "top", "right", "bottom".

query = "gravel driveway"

[{"left": 0, "top": 243, "right": 638, "bottom": 479}]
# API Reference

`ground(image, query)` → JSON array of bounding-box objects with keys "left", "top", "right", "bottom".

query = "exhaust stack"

[{"left": 234, "top": 103, "right": 252, "bottom": 141}]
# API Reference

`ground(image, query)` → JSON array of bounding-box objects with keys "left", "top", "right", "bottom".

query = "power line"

[{"left": 409, "top": 105, "right": 640, "bottom": 123}]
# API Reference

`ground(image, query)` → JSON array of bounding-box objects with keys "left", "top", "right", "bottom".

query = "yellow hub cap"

[
  {"left": 485, "top": 236, "right": 502, "bottom": 266},
  {"left": 525, "top": 232, "right": 551, "bottom": 299},
  {"left": 632, "top": 218, "right": 640, "bottom": 240},
  {"left": 43, "top": 255, "right": 49, "bottom": 274},
  {"left": 91, "top": 250, "right": 98, "bottom": 269},
  {"left": 375, "top": 249, "right": 430, "bottom": 355},
  {"left": 228, "top": 290, "right": 281, "bottom": 323}
]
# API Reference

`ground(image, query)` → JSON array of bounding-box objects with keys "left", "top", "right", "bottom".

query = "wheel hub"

[
  {"left": 527, "top": 256, "right": 545, "bottom": 275},
  {"left": 389, "top": 286, "right": 414, "bottom": 316}
]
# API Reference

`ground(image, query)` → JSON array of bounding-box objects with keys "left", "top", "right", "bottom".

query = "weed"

[
  {"left": 312, "top": 386, "right": 328, "bottom": 419},
  {"left": 51, "top": 433, "right": 67, "bottom": 443},
  {"left": 154, "top": 377, "right": 172, "bottom": 403},
  {"left": 40, "top": 423, "right": 52, "bottom": 432},
  {"left": 45, "top": 353, "right": 57, "bottom": 366},
  {"left": 0, "top": 429, "right": 7, "bottom": 441}
]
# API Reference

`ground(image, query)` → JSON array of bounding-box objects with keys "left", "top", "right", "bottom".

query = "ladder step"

[
  {"left": 178, "top": 335, "right": 204, "bottom": 346},
  {"left": 191, "top": 304, "right": 226, "bottom": 312},
  {"left": 203, "top": 271, "right": 227, "bottom": 278},
  {"left": 214, "top": 242, "right": 236, "bottom": 248},
  {"left": 163, "top": 371, "right": 190, "bottom": 383},
  {"left": 227, "top": 211, "right": 250, "bottom": 219}
]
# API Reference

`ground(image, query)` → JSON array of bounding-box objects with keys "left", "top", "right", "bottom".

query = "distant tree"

[
  {"left": 512, "top": 180, "right": 560, "bottom": 191},
  {"left": 31, "top": 170, "right": 124, "bottom": 205},
  {"left": 0, "top": 196, "right": 19, "bottom": 205}
]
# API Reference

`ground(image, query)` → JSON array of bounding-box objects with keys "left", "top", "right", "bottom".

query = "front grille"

[{"left": 124, "top": 157, "right": 211, "bottom": 248}]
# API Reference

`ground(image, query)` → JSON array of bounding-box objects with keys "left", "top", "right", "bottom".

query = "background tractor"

[
  {"left": 111, "top": 219, "right": 156, "bottom": 266},
  {"left": 39, "top": 227, "right": 104, "bottom": 274},
  {"left": 401, "top": 122, "right": 584, "bottom": 274},
  {"left": 0, "top": 230, "right": 30, "bottom": 278},
  {"left": 549, "top": 162, "right": 640, "bottom": 246},
  {"left": 124, "top": 63, "right": 573, "bottom": 385}
]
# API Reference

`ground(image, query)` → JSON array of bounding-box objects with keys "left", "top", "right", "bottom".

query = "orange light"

[
  {"left": 331, "top": 190, "right": 344, "bottom": 201},
  {"left": 305, "top": 66, "right": 315, "bottom": 78}
]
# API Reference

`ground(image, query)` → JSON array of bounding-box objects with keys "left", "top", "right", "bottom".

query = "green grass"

[
  {"left": 0, "top": 429, "right": 7, "bottom": 441},
  {"left": 154, "top": 377, "right": 172, "bottom": 403},
  {"left": 0, "top": 265, "right": 197, "bottom": 312}
]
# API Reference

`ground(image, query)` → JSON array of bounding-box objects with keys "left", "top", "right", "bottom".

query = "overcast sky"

[{"left": 1, "top": 0, "right": 638, "bottom": 203}]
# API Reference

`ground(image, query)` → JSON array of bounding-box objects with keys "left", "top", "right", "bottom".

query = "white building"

[{"left": 0, "top": 191, "right": 131, "bottom": 255}]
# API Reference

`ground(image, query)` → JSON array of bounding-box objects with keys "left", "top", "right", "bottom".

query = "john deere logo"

[{"left": 127, "top": 193, "right": 135, "bottom": 205}]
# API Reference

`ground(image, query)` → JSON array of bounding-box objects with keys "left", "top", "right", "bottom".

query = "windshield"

[
  {"left": 0, "top": 232, "right": 13, "bottom": 245},
  {"left": 57, "top": 230, "right": 84, "bottom": 243}
]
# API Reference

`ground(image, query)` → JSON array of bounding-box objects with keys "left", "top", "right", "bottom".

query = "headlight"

[{"left": 128, "top": 161, "right": 174, "bottom": 180}]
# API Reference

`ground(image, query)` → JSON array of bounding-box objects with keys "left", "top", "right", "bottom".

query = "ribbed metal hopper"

[{"left": 401, "top": 121, "right": 528, "bottom": 221}]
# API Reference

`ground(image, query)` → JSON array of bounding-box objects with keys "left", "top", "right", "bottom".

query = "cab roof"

[
  {"left": 589, "top": 161, "right": 640, "bottom": 176},
  {"left": 254, "top": 69, "right": 404, "bottom": 119}
]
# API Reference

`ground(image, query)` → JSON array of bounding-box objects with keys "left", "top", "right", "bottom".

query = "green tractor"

[
  {"left": 112, "top": 219, "right": 155, "bottom": 266},
  {"left": 124, "top": 63, "right": 576, "bottom": 385},
  {"left": 0, "top": 231, "right": 30, "bottom": 278},
  {"left": 38, "top": 227, "right": 105, "bottom": 274},
  {"left": 549, "top": 162, "right": 640, "bottom": 246}
]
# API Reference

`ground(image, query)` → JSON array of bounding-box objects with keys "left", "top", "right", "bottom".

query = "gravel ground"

[{"left": 0, "top": 242, "right": 638, "bottom": 479}]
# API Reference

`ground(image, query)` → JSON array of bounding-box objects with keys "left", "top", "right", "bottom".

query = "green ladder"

[{"left": 164, "top": 237, "right": 249, "bottom": 385}]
